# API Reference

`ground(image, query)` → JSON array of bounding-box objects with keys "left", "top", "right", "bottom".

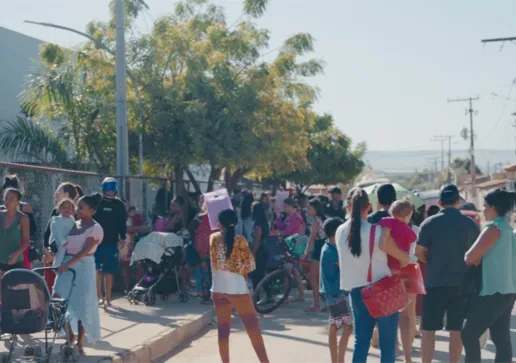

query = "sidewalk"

[{"left": 0, "top": 296, "right": 214, "bottom": 362}]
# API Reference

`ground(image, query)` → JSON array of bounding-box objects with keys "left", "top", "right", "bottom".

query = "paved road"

[{"left": 163, "top": 298, "right": 510, "bottom": 363}]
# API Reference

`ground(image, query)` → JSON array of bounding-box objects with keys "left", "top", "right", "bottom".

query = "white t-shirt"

[
  {"left": 336, "top": 219, "right": 391, "bottom": 291},
  {"left": 211, "top": 270, "right": 249, "bottom": 294}
]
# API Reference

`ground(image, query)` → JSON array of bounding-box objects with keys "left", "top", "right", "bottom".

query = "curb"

[{"left": 109, "top": 308, "right": 214, "bottom": 363}]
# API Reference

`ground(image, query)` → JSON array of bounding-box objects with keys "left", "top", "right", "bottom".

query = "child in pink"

[{"left": 377, "top": 200, "right": 417, "bottom": 270}]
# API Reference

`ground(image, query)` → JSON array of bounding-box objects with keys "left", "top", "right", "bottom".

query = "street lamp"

[{"left": 25, "top": 3, "right": 143, "bottom": 179}]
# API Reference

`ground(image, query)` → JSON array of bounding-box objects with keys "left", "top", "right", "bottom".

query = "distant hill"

[{"left": 364, "top": 149, "right": 515, "bottom": 173}]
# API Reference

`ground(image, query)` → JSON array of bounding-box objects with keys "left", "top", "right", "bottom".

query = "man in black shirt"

[
  {"left": 416, "top": 184, "right": 480, "bottom": 363},
  {"left": 367, "top": 183, "right": 397, "bottom": 224},
  {"left": 94, "top": 178, "right": 127, "bottom": 306},
  {"left": 326, "top": 187, "right": 346, "bottom": 220}
]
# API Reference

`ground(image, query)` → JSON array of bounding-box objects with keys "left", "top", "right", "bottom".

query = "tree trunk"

[
  {"left": 225, "top": 167, "right": 250, "bottom": 195},
  {"left": 207, "top": 165, "right": 222, "bottom": 192},
  {"left": 184, "top": 167, "right": 202, "bottom": 194},
  {"left": 174, "top": 165, "right": 188, "bottom": 226}
]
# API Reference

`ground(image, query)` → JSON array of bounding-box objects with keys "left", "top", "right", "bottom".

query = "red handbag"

[
  {"left": 361, "top": 225, "right": 409, "bottom": 318},
  {"left": 399, "top": 263, "right": 426, "bottom": 295}
]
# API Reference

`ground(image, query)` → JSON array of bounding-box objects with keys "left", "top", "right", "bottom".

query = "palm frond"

[{"left": 0, "top": 117, "right": 70, "bottom": 165}]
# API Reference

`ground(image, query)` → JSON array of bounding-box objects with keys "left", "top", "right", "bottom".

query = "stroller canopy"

[{"left": 131, "top": 232, "right": 184, "bottom": 265}]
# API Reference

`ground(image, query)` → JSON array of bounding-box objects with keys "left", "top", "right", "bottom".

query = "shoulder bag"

[{"left": 361, "top": 225, "right": 409, "bottom": 318}]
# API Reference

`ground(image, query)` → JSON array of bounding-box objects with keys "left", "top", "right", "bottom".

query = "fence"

[
  {"left": 0, "top": 162, "right": 271, "bottom": 244},
  {"left": 0, "top": 162, "right": 168, "bottom": 244}
]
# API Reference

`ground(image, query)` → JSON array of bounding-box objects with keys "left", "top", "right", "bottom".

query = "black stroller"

[
  {"left": 127, "top": 247, "right": 189, "bottom": 306},
  {"left": 0, "top": 267, "right": 77, "bottom": 363}
]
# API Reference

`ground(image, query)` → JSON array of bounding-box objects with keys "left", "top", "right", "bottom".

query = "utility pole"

[
  {"left": 434, "top": 135, "right": 455, "bottom": 183},
  {"left": 431, "top": 136, "right": 446, "bottom": 172},
  {"left": 116, "top": 0, "right": 129, "bottom": 197},
  {"left": 448, "top": 96, "right": 479, "bottom": 200}
]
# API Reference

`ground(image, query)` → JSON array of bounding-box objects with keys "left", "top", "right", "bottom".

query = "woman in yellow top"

[{"left": 210, "top": 209, "right": 269, "bottom": 363}]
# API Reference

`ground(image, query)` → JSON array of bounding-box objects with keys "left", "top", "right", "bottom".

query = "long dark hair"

[
  {"left": 218, "top": 209, "right": 238, "bottom": 258},
  {"left": 347, "top": 189, "right": 370, "bottom": 257},
  {"left": 58, "top": 182, "right": 79, "bottom": 200},
  {"left": 252, "top": 202, "right": 268, "bottom": 227},
  {"left": 241, "top": 193, "right": 254, "bottom": 220},
  {"left": 308, "top": 198, "right": 326, "bottom": 222},
  {"left": 484, "top": 188, "right": 516, "bottom": 217}
]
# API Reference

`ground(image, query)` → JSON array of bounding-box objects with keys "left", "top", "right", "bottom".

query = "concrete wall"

[
  {"left": 0, "top": 27, "right": 42, "bottom": 122},
  {"left": 0, "top": 27, "right": 43, "bottom": 161}
]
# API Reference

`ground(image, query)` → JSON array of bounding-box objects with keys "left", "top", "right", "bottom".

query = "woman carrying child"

[
  {"left": 377, "top": 199, "right": 419, "bottom": 363},
  {"left": 53, "top": 194, "right": 104, "bottom": 353},
  {"left": 336, "top": 189, "right": 409, "bottom": 362}
]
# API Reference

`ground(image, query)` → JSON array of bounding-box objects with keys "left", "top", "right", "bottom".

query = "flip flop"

[{"left": 304, "top": 306, "right": 322, "bottom": 313}]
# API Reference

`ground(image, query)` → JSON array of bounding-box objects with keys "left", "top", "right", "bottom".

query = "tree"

[
  {"left": 0, "top": 117, "right": 69, "bottom": 166},
  {"left": 3, "top": 0, "right": 365, "bottom": 197},
  {"left": 451, "top": 157, "right": 482, "bottom": 175},
  {"left": 281, "top": 114, "right": 366, "bottom": 189},
  {"left": 2, "top": 43, "right": 117, "bottom": 172}
]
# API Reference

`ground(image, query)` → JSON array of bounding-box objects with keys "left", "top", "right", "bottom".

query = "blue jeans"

[
  {"left": 350, "top": 287, "right": 399, "bottom": 363},
  {"left": 194, "top": 266, "right": 202, "bottom": 291}
]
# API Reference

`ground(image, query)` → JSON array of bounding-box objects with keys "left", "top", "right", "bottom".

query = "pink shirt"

[
  {"left": 377, "top": 217, "right": 416, "bottom": 270},
  {"left": 63, "top": 224, "right": 104, "bottom": 255},
  {"left": 276, "top": 213, "right": 305, "bottom": 237}
]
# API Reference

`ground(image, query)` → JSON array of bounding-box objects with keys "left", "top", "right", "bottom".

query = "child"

[
  {"left": 320, "top": 218, "right": 352, "bottom": 363},
  {"left": 378, "top": 199, "right": 418, "bottom": 363},
  {"left": 51, "top": 199, "right": 76, "bottom": 268}
]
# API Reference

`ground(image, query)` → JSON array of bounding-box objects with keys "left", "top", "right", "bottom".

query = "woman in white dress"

[{"left": 54, "top": 193, "right": 104, "bottom": 354}]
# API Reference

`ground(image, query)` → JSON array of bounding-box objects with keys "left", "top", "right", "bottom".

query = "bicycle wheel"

[{"left": 253, "top": 269, "right": 291, "bottom": 314}]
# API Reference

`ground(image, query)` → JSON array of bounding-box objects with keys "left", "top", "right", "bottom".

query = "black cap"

[
  {"left": 329, "top": 187, "right": 342, "bottom": 195},
  {"left": 439, "top": 184, "right": 460, "bottom": 205}
]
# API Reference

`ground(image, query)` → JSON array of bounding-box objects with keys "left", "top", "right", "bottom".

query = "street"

[{"left": 163, "top": 297, "right": 511, "bottom": 363}]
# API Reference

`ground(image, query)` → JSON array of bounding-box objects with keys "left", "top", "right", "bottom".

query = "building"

[
  {"left": 0, "top": 27, "right": 42, "bottom": 124},
  {"left": 0, "top": 27, "right": 43, "bottom": 161}
]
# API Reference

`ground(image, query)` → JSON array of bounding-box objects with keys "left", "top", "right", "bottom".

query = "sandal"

[{"left": 304, "top": 306, "right": 322, "bottom": 313}]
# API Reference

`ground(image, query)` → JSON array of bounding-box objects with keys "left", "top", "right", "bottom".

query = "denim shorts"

[{"left": 94, "top": 243, "right": 120, "bottom": 275}]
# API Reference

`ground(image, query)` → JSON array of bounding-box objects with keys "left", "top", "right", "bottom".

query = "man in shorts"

[
  {"left": 416, "top": 184, "right": 480, "bottom": 363},
  {"left": 94, "top": 178, "right": 127, "bottom": 306}
]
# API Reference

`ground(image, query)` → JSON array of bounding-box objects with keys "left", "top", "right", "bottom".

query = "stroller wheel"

[
  {"left": 71, "top": 345, "right": 80, "bottom": 362},
  {"left": 160, "top": 293, "right": 169, "bottom": 301},
  {"left": 179, "top": 292, "right": 189, "bottom": 303},
  {"left": 60, "top": 344, "right": 74, "bottom": 362},
  {"left": 33, "top": 346, "right": 42, "bottom": 358},
  {"left": 144, "top": 292, "right": 156, "bottom": 306},
  {"left": 24, "top": 345, "right": 34, "bottom": 357}
]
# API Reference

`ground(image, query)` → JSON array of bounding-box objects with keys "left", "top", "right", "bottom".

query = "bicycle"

[{"left": 252, "top": 236, "right": 312, "bottom": 314}]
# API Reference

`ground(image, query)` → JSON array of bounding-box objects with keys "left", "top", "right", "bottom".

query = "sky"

[{"left": 2, "top": 0, "right": 516, "bottom": 152}]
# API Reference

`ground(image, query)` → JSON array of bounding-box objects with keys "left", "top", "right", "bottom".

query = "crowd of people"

[
  {"left": 206, "top": 183, "right": 516, "bottom": 363},
  {"left": 0, "top": 174, "right": 515, "bottom": 362}
]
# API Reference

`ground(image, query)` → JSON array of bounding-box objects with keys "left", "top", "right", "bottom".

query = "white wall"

[{"left": 0, "top": 27, "right": 43, "bottom": 161}]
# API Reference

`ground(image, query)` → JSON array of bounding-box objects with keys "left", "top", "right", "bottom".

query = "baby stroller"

[
  {"left": 1, "top": 267, "right": 77, "bottom": 363},
  {"left": 128, "top": 232, "right": 189, "bottom": 306}
]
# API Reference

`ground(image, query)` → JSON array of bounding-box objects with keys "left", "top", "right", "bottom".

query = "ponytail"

[
  {"left": 347, "top": 189, "right": 369, "bottom": 257},
  {"left": 218, "top": 209, "right": 239, "bottom": 258}
]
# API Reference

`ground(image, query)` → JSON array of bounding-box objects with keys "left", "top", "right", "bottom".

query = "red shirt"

[
  {"left": 378, "top": 217, "right": 417, "bottom": 270},
  {"left": 194, "top": 214, "right": 214, "bottom": 257}
]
